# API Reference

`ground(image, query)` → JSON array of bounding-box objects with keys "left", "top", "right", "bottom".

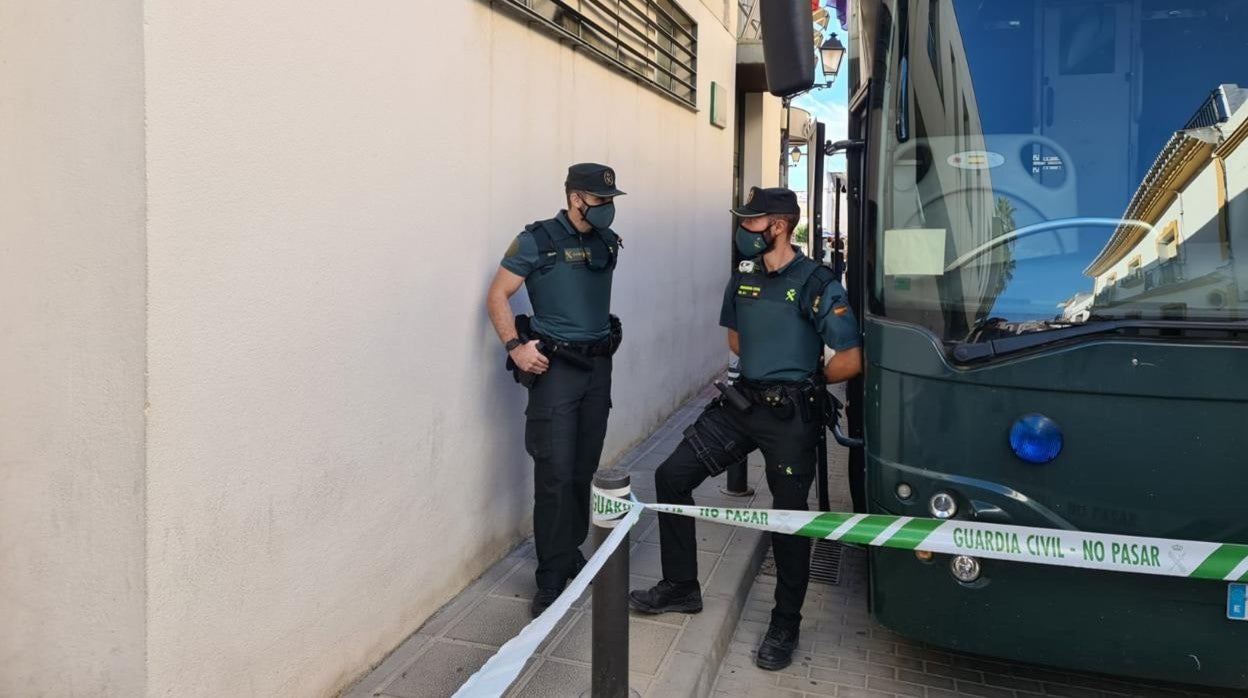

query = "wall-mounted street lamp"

[{"left": 819, "top": 34, "right": 846, "bottom": 86}]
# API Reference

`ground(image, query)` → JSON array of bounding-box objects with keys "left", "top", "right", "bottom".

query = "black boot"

[
  {"left": 755, "top": 624, "right": 799, "bottom": 671},
  {"left": 628, "top": 579, "right": 703, "bottom": 614},
  {"left": 530, "top": 585, "right": 563, "bottom": 618},
  {"left": 568, "top": 552, "right": 588, "bottom": 581}
]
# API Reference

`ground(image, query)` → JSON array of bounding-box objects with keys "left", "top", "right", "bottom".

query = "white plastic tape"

[{"left": 452, "top": 502, "right": 642, "bottom": 697}]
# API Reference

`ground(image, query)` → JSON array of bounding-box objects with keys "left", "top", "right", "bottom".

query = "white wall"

[
  {"left": 742, "top": 93, "right": 784, "bottom": 194},
  {"left": 140, "top": 1, "right": 738, "bottom": 695},
  {"left": 1098, "top": 149, "right": 1228, "bottom": 301},
  {"left": 0, "top": 1, "right": 148, "bottom": 696}
]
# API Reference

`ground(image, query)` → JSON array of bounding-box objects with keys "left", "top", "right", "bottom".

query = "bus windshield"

[{"left": 874, "top": 0, "right": 1248, "bottom": 345}]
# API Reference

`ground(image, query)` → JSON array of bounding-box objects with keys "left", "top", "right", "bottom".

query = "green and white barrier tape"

[
  {"left": 454, "top": 488, "right": 1247, "bottom": 697},
  {"left": 593, "top": 490, "right": 1248, "bottom": 582}
]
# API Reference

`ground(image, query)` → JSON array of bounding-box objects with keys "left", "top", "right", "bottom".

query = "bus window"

[{"left": 875, "top": 0, "right": 1248, "bottom": 343}]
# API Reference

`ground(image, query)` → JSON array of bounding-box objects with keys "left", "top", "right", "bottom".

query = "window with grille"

[{"left": 497, "top": 0, "right": 698, "bottom": 108}]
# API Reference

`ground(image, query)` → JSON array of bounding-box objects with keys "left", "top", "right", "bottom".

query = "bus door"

[{"left": 1038, "top": 1, "right": 1138, "bottom": 208}]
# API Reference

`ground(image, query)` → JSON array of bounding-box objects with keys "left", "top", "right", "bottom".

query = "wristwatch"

[{"left": 505, "top": 337, "right": 524, "bottom": 352}]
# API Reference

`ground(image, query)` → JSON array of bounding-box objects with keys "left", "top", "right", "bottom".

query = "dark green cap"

[
  {"left": 731, "top": 186, "right": 799, "bottom": 218},
  {"left": 566, "top": 163, "right": 626, "bottom": 197}
]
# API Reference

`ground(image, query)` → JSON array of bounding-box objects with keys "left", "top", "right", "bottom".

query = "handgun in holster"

[
  {"left": 713, "top": 380, "right": 752, "bottom": 412},
  {"left": 505, "top": 314, "right": 595, "bottom": 388},
  {"left": 543, "top": 342, "right": 593, "bottom": 370}
]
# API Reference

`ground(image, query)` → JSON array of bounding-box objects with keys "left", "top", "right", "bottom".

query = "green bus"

[{"left": 794, "top": 0, "right": 1248, "bottom": 688}]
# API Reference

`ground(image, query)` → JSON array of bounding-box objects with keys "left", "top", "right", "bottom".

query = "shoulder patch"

[
  {"left": 504, "top": 237, "right": 522, "bottom": 259},
  {"left": 738, "top": 260, "right": 756, "bottom": 274},
  {"left": 801, "top": 265, "right": 840, "bottom": 319}
]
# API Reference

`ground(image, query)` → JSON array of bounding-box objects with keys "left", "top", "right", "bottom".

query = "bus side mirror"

[
  {"left": 824, "top": 139, "right": 865, "bottom": 156},
  {"left": 759, "top": 0, "right": 817, "bottom": 97}
]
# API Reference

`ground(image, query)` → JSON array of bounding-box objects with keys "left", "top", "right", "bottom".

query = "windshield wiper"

[{"left": 951, "top": 319, "right": 1248, "bottom": 362}]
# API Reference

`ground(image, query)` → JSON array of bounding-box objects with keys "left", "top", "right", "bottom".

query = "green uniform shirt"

[
  {"left": 501, "top": 211, "right": 618, "bottom": 342},
  {"left": 720, "top": 248, "right": 860, "bottom": 382}
]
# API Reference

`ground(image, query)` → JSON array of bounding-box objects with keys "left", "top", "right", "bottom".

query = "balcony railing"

[
  {"left": 1144, "top": 260, "right": 1184, "bottom": 291},
  {"left": 1184, "top": 84, "right": 1247, "bottom": 129}
]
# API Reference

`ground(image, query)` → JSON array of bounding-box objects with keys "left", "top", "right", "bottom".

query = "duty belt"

[
  {"left": 535, "top": 334, "right": 613, "bottom": 358},
  {"left": 736, "top": 377, "right": 821, "bottom": 421},
  {"left": 736, "top": 378, "right": 816, "bottom": 406}
]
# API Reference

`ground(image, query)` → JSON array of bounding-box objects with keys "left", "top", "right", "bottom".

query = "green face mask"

[
  {"left": 578, "top": 199, "right": 615, "bottom": 230},
  {"left": 735, "top": 224, "right": 771, "bottom": 258}
]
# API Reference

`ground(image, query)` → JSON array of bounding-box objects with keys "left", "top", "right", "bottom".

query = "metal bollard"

[
  {"left": 588, "top": 469, "right": 633, "bottom": 698},
  {"left": 720, "top": 456, "right": 755, "bottom": 497}
]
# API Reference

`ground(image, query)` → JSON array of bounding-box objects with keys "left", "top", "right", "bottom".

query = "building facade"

[{"left": 0, "top": 1, "right": 795, "bottom": 696}]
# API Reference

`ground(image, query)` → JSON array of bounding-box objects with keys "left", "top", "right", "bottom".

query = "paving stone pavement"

[
  {"left": 341, "top": 384, "right": 773, "bottom": 698},
  {"left": 709, "top": 433, "right": 1242, "bottom": 698}
]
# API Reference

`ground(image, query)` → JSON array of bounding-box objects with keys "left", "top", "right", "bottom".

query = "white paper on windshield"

[{"left": 883, "top": 228, "right": 947, "bottom": 276}]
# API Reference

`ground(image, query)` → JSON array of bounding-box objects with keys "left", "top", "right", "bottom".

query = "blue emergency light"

[{"left": 1009, "top": 413, "right": 1063, "bottom": 464}]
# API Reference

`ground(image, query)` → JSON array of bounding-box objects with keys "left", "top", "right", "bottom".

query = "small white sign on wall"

[{"left": 710, "top": 82, "right": 727, "bottom": 129}]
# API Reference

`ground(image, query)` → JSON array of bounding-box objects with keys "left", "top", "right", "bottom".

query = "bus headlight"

[
  {"left": 1009, "top": 413, "right": 1063, "bottom": 464},
  {"left": 951, "top": 555, "right": 982, "bottom": 583},
  {"left": 929, "top": 491, "right": 957, "bottom": 519}
]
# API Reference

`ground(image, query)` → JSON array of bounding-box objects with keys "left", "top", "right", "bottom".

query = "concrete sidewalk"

[{"left": 340, "top": 384, "right": 773, "bottom": 698}]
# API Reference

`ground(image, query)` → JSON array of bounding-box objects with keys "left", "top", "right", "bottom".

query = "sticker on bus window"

[
  {"left": 1229, "top": 584, "right": 1247, "bottom": 621},
  {"left": 883, "top": 228, "right": 947, "bottom": 276},
  {"left": 947, "top": 151, "right": 1004, "bottom": 170}
]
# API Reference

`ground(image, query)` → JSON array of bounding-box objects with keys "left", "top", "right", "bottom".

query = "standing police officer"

[
  {"left": 629, "top": 187, "right": 862, "bottom": 670},
  {"left": 486, "top": 163, "right": 625, "bottom": 617}
]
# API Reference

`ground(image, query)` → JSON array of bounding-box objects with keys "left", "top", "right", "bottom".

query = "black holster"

[
  {"left": 506, "top": 314, "right": 539, "bottom": 388},
  {"left": 796, "top": 378, "right": 823, "bottom": 423},
  {"left": 684, "top": 404, "right": 751, "bottom": 477},
  {"left": 714, "top": 380, "right": 752, "bottom": 413},
  {"left": 608, "top": 314, "right": 623, "bottom": 356}
]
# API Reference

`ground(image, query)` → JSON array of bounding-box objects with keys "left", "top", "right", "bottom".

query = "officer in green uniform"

[
  {"left": 486, "top": 163, "right": 625, "bottom": 617},
  {"left": 630, "top": 187, "right": 862, "bottom": 670}
]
